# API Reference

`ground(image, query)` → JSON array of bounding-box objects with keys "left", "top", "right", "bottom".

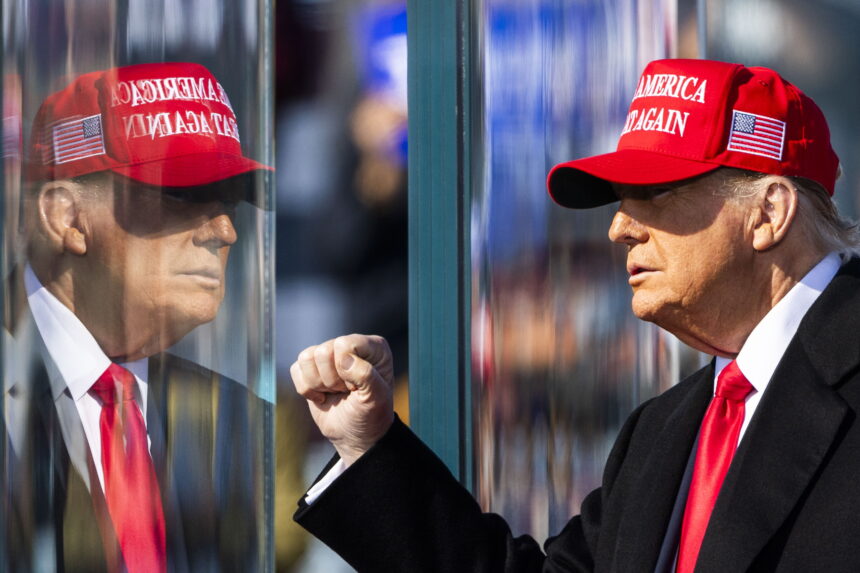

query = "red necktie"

[
  {"left": 676, "top": 360, "right": 753, "bottom": 573},
  {"left": 90, "top": 363, "right": 166, "bottom": 573}
]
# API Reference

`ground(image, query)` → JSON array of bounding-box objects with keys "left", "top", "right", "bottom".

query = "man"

[
  {"left": 4, "top": 62, "right": 271, "bottom": 572},
  {"left": 291, "top": 58, "right": 860, "bottom": 571}
]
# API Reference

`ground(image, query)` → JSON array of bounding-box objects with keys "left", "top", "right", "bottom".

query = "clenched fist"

[{"left": 291, "top": 334, "right": 395, "bottom": 466}]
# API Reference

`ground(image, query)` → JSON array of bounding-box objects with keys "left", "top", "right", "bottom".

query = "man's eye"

[
  {"left": 164, "top": 190, "right": 197, "bottom": 203},
  {"left": 621, "top": 187, "right": 673, "bottom": 201}
]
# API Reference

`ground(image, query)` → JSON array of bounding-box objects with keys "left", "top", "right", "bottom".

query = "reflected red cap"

[
  {"left": 27, "top": 62, "right": 273, "bottom": 187},
  {"left": 547, "top": 59, "right": 839, "bottom": 208}
]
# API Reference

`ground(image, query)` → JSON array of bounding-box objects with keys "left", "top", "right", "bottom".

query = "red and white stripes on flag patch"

[
  {"left": 50, "top": 114, "right": 106, "bottom": 164},
  {"left": 727, "top": 110, "right": 786, "bottom": 161}
]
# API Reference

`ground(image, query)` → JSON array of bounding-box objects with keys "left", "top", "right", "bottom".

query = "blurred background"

[
  {"left": 274, "top": 0, "right": 860, "bottom": 570},
  {"left": 273, "top": 1, "right": 408, "bottom": 570}
]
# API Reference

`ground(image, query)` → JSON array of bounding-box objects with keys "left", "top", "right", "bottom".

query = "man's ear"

[
  {"left": 37, "top": 182, "right": 88, "bottom": 256},
  {"left": 751, "top": 178, "right": 798, "bottom": 252}
]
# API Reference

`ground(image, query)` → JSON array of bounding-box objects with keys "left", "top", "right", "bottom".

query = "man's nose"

[
  {"left": 194, "top": 212, "right": 238, "bottom": 248},
  {"left": 607, "top": 205, "right": 647, "bottom": 246}
]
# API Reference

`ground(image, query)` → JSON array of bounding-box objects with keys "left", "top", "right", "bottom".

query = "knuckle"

[
  {"left": 312, "top": 343, "right": 331, "bottom": 362},
  {"left": 333, "top": 335, "right": 354, "bottom": 355},
  {"left": 369, "top": 334, "right": 388, "bottom": 351},
  {"left": 297, "top": 346, "right": 316, "bottom": 363}
]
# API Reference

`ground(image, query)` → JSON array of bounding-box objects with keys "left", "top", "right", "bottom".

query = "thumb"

[{"left": 337, "top": 352, "right": 385, "bottom": 396}]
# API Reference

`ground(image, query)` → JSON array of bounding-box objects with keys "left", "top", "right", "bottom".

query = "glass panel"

[
  {"left": 700, "top": 0, "right": 860, "bottom": 217},
  {"left": 2, "top": 1, "right": 275, "bottom": 571},
  {"left": 470, "top": 0, "right": 705, "bottom": 541}
]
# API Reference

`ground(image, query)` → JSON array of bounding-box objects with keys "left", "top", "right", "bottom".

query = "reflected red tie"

[
  {"left": 677, "top": 360, "right": 753, "bottom": 573},
  {"left": 90, "top": 363, "right": 166, "bottom": 573}
]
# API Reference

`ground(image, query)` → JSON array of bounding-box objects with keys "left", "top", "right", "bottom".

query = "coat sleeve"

[{"left": 295, "top": 403, "right": 651, "bottom": 573}]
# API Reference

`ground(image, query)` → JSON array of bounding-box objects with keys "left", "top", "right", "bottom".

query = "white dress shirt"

[
  {"left": 24, "top": 265, "right": 150, "bottom": 493},
  {"left": 714, "top": 252, "right": 841, "bottom": 448}
]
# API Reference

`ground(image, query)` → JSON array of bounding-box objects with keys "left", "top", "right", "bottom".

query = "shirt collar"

[
  {"left": 715, "top": 252, "right": 841, "bottom": 388},
  {"left": 24, "top": 265, "right": 148, "bottom": 402},
  {"left": 3, "top": 319, "right": 32, "bottom": 396}
]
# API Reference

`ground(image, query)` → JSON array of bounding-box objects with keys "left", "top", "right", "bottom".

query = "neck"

[
  {"left": 31, "top": 263, "right": 162, "bottom": 361},
  {"left": 671, "top": 248, "right": 828, "bottom": 359}
]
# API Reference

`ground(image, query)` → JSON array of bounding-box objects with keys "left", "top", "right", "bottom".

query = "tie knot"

[
  {"left": 90, "top": 363, "right": 136, "bottom": 405},
  {"left": 715, "top": 360, "right": 753, "bottom": 402}
]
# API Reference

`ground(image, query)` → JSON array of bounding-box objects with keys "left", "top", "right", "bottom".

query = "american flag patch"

[
  {"left": 727, "top": 110, "right": 785, "bottom": 161},
  {"left": 51, "top": 114, "right": 106, "bottom": 164}
]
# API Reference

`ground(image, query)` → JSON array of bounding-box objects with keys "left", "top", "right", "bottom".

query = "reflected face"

[
  {"left": 79, "top": 177, "right": 239, "bottom": 357},
  {"left": 607, "top": 176, "right": 753, "bottom": 350}
]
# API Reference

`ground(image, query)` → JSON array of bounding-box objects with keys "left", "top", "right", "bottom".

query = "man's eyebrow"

[{"left": 162, "top": 188, "right": 212, "bottom": 202}]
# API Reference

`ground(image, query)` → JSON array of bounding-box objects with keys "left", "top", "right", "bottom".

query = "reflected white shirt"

[
  {"left": 714, "top": 252, "right": 841, "bottom": 447},
  {"left": 4, "top": 313, "right": 37, "bottom": 458},
  {"left": 25, "top": 266, "right": 150, "bottom": 493}
]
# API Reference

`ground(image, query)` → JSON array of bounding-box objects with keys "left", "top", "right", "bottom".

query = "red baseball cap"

[
  {"left": 547, "top": 59, "right": 839, "bottom": 208},
  {"left": 27, "top": 62, "right": 272, "bottom": 188}
]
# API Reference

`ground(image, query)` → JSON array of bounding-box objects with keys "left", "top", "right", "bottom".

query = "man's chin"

[
  {"left": 143, "top": 305, "right": 220, "bottom": 356},
  {"left": 170, "top": 294, "right": 222, "bottom": 324},
  {"left": 629, "top": 295, "right": 664, "bottom": 324},
  {"left": 630, "top": 298, "right": 685, "bottom": 337},
  {"left": 169, "top": 308, "right": 219, "bottom": 336}
]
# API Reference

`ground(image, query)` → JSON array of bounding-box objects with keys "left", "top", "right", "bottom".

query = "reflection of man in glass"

[
  {"left": 6, "top": 63, "right": 270, "bottom": 572},
  {"left": 28, "top": 172, "right": 239, "bottom": 361}
]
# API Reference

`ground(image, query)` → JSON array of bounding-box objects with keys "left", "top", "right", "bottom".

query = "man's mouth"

[
  {"left": 181, "top": 268, "right": 222, "bottom": 287},
  {"left": 627, "top": 263, "right": 653, "bottom": 276},
  {"left": 626, "top": 263, "right": 658, "bottom": 286}
]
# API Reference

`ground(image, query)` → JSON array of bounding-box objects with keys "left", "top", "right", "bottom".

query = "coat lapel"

[
  {"left": 612, "top": 366, "right": 713, "bottom": 573},
  {"left": 695, "top": 259, "right": 860, "bottom": 572}
]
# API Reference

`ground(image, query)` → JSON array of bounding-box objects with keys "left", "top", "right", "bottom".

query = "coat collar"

[{"left": 792, "top": 257, "right": 860, "bottom": 386}]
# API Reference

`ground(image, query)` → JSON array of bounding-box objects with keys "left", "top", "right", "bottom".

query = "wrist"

[{"left": 333, "top": 412, "right": 395, "bottom": 466}]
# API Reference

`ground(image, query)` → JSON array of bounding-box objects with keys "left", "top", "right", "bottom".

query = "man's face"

[
  {"left": 608, "top": 173, "right": 755, "bottom": 355},
  {"left": 77, "top": 176, "right": 239, "bottom": 359}
]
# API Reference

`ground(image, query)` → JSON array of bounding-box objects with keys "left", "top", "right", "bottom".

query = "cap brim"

[
  {"left": 111, "top": 152, "right": 274, "bottom": 209},
  {"left": 113, "top": 152, "right": 274, "bottom": 188},
  {"left": 547, "top": 149, "right": 721, "bottom": 209}
]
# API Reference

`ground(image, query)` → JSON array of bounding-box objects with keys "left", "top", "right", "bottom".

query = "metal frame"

[{"left": 407, "top": 0, "right": 473, "bottom": 488}]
